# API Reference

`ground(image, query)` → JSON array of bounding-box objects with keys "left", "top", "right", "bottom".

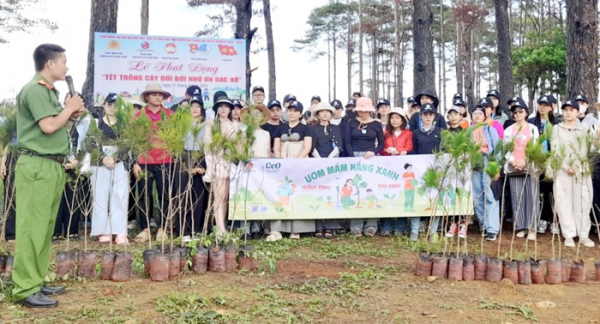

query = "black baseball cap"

[
  {"left": 345, "top": 99, "right": 356, "bottom": 108},
  {"left": 574, "top": 94, "right": 588, "bottom": 103},
  {"left": 453, "top": 93, "right": 463, "bottom": 100},
  {"left": 104, "top": 93, "right": 117, "bottom": 103},
  {"left": 288, "top": 100, "right": 303, "bottom": 113},
  {"left": 479, "top": 98, "right": 493, "bottom": 108},
  {"left": 186, "top": 85, "right": 202, "bottom": 97},
  {"left": 376, "top": 99, "right": 390, "bottom": 108},
  {"left": 267, "top": 99, "right": 282, "bottom": 109},
  {"left": 232, "top": 99, "right": 243, "bottom": 108},
  {"left": 189, "top": 95, "right": 203, "bottom": 106},
  {"left": 487, "top": 90, "right": 500, "bottom": 100},
  {"left": 452, "top": 97, "right": 466, "bottom": 107},
  {"left": 252, "top": 86, "right": 265, "bottom": 94},
  {"left": 507, "top": 96, "right": 522, "bottom": 105},
  {"left": 510, "top": 100, "right": 528, "bottom": 112},
  {"left": 537, "top": 95, "right": 551, "bottom": 104},
  {"left": 331, "top": 99, "right": 343, "bottom": 109},
  {"left": 283, "top": 94, "right": 296, "bottom": 103},
  {"left": 561, "top": 99, "right": 580, "bottom": 110},
  {"left": 420, "top": 103, "right": 436, "bottom": 115},
  {"left": 407, "top": 96, "right": 416, "bottom": 104},
  {"left": 311, "top": 95, "right": 321, "bottom": 103}
]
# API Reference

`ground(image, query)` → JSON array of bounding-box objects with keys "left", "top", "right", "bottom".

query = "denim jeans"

[
  {"left": 472, "top": 170, "right": 500, "bottom": 234},
  {"left": 411, "top": 217, "right": 439, "bottom": 235},
  {"left": 380, "top": 218, "right": 407, "bottom": 232},
  {"left": 350, "top": 219, "right": 378, "bottom": 233}
]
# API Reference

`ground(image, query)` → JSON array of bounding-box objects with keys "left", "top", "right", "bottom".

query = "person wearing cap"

[
  {"left": 528, "top": 95, "right": 558, "bottom": 234},
  {"left": 330, "top": 99, "right": 344, "bottom": 125},
  {"left": 446, "top": 106, "right": 468, "bottom": 133},
  {"left": 231, "top": 99, "right": 243, "bottom": 123},
  {"left": 339, "top": 99, "right": 357, "bottom": 152},
  {"left": 204, "top": 95, "right": 240, "bottom": 234},
  {"left": 267, "top": 100, "right": 315, "bottom": 241},
  {"left": 344, "top": 98, "right": 384, "bottom": 237},
  {"left": 132, "top": 83, "right": 176, "bottom": 243},
  {"left": 130, "top": 99, "right": 144, "bottom": 113},
  {"left": 309, "top": 102, "right": 343, "bottom": 239},
  {"left": 310, "top": 95, "right": 321, "bottom": 106},
  {"left": 262, "top": 99, "right": 285, "bottom": 154},
  {"left": 376, "top": 99, "right": 391, "bottom": 129},
  {"left": 549, "top": 100, "right": 595, "bottom": 247},
  {"left": 479, "top": 98, "right": 505, "bottom": 139},
  {"left": 576, "top": 94, "right": 597, "bottom": 128},
  {"left": 380, "top": 108, "right": 413, "bottom": 236},
  {"left": 452, "top": 96, "right": 471, "bottom": 125},
  {"left": 406, "top": 96, "right": 419, "bottom": 119},
  {"left": 88, "top": 91, "right": 130, "bottom": 245},
  {"left": 504, "top": 96, "right": 525, "bottom": 129},
  {"left": 409, "top": 89, "right": 447, "bottom": 130},
  {"left": 504, "top": 100, "right": 541, "bottom": 241},
  {"left": 448, "top": 103, "right": 500, "bottom": 241},
  {"left": 180, "top": 95, "right": 209, "bottom": 240},
  {"left": 171, "top": 85, "right": 202, "bottom": 112},
  {"left": 486, "top": 90, "right": 509, "bottom": 125},
  {"left": 252, "top": 86, "right": 266, "bottom": 106}
]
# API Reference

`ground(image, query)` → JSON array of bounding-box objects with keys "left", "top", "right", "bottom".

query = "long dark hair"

[
  {"left": 384, "top": 113, "right": 407, "bottom": 138},
  {"left": 214, "top": 103, "right": 233, "bottom": 124}
]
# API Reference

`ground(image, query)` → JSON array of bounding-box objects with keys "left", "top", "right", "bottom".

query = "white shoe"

[
  {"left": 580, "top": 237, "right": 595, "bottom": 247},
  {"left": 527, "top": 231, "right": 537, "bottom": 241},
  {"left": 550, "top": 223, "right": 560, "bottom": 235},
  {"left": 182, "top": 236, "right": 192, "bottom": 243},
  {"left": 564, "top": 237, "right": 575, "bottom": 247},
  {"left": 516, "top": 230, "right": 527, "bottom": 238},
  {"left": 265, "top": 231, "right": 282, "bottom": 242}
]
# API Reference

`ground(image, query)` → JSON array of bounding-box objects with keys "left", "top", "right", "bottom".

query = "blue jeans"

[
  {"left": 472, "top": 170, "right": 500, "bottom": 234},
  {"left": 381, "top": 218, "right": 407, "bottom": 233},
  {"left": 410, "top": 217, "right": 439, "bottom": 235}
]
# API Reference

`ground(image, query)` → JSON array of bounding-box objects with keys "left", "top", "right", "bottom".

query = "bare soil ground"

[{"left": 1, "top": 226, "right": 599, "bottom": 323}]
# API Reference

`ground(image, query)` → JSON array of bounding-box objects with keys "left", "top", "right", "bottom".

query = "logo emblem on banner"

[
  {"left": 141, "top": 41, "right": 150, "bottom": 50},
  {"left": 107, "top": 41, "right": 121, "bottom": 50},
  {"left": 189, "top": 44, "right": 198, "bottom": 53},
  {"left": 218, "top": 44, "right": 237, "bottom": 56},
  {"left": 165, "top": 43, "right": 177, "bottom": 54}
]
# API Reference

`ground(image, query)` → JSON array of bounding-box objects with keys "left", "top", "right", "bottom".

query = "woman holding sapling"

[
  {"left": 266, "top": 100, "right": 315, "bottom": 241},
  {"left": 181, "top": 95, "right": 208, "bottom": 240},
  {"left": 549, "top": 99, "right": 595, "bottom": 247},
  {"left": 310, "top": 102, "right": 344, "bottom": 238},
  {"left": 344, "top": 97, "right": 384, "bottom": 237},
  {"left": 380, "top": 108, "right": 413, "bottom": 236},
  {"left": 504, "top": 100, "right": 540, "bottom": 241},
  {"left": 204, "top": 95, "right": 239, "bottom": 234}
]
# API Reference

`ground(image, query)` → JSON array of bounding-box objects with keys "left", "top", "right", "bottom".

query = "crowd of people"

[{"left": 4, "top": 82, "right": 600, "bottom": 249}]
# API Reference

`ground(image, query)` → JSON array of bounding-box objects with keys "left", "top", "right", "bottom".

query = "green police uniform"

[{"left": 12, "top": 74, "right": 68, "bottom": 301}]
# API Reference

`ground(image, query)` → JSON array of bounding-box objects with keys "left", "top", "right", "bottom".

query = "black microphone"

[{"left": 65, "top": 75, "right": 77, "bottom": 97}]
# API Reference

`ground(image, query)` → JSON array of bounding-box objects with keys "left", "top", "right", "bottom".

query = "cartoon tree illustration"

[{"left": 352, "top": 174, "right": 368, "bottom": 206}]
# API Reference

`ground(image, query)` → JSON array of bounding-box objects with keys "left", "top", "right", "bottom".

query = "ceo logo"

[
  {"left": 265, "top": 162, "right": 281, "bottom": 170},
  {"left": 141, "top": 41, "right": 150, "bottom": 49}
]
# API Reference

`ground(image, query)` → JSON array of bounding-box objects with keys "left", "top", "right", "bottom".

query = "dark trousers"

[
  {"left": 137, "top": 163, "right": 179, "bottom": 230},
  {"left": 3, "top": 155, "right": 16, "bottom": 240},
  {"left": 539, "top": 176, "right": 554, "bottom": 223},
  {"left": 591, "top": 166, "right": 600, "bottom": 227},
  {"left": 54, "top": 172, "right": 84, "bottom": 237},
  {"left": 179, "top": 173, "right": 208, "bottom": 236},
  {"left": 128, "top": 167, "right": 138, "bottom": 222}
]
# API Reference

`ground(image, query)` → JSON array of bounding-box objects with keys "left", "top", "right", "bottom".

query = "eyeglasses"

[
  {"left": 513, "top": 109, "right": 526, "bottom": 115},
  {"left": 253, "top": 94, "right": 265, "bottom": 98}
]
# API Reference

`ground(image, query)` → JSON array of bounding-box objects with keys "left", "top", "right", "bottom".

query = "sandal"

[
  {"left": 324, "top": 230, "right": 333, "bottom": 239},
  {"left": 134, "top": 229, "right": 150, "bottom": 243},
  {"left": 98, "top": 235, "right": 112, "bottom": 244},
  {"left": 116, "top": 234, "right": 129, "bottom": 245},
  {"left": 265, "top": 231, "right": 282, "bottom": 242},
  {"left": 315, "top": 230, "right": 323, "bottom": 238},
  {"left": 365, "top": 228, "right": 376, "bottom": 237},
  {"left": 352, "top": 230, "right": 362, "bottom": 237}
]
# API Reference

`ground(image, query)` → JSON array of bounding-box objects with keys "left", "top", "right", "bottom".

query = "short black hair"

[
  {"left": 404, "top": 163, "right": 412, "bottom": 169},
  {"left": 352, "top": 92, "right": 361, "bottom": 97},
  {"left": 33, "top": 44, "right": 66, "bottom": 72}
]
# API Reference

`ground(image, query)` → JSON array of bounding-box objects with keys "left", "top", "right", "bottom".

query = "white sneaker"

[
  {"left": 580, "top": 237, "right": 595, "bottom": 247},
  {"left": 516, "top": 230, "right": 527, "bottom": 238},
  {"left": 550, "top": 223, "right": 560, "bottom": 235},
  {"left": 182, "top": 236, "right": 192, "bottom": 243},
  {"left": 527, "top": 231, "right": 537, "bottom": 241},
  {"left": 564, "top": 237, "right": 575, "bottom": 247},
  {"left": 265, "top": 231, "right": 282, "bottom": 242}
]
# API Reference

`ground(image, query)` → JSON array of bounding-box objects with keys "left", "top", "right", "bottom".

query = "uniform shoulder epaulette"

[{"left": 37, "top": 79, "right": 54, "bottom": 90}]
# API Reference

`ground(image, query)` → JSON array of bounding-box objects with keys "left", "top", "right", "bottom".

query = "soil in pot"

[
  {"left": 474, "top": 254, "right": 488, "bottom": 281},
  {"left": 463, "top": 256, "right": 475, "bottom": 281},
  {"left": 595, "top": 261, "right": 600, "bottom": 281},
  {"left": 192, "top": 247, "right": 209, "bottom": 274},
  {"left": 100, "top": 252, "right": 116, "bottom": 280},
  {"left": 111, "top": 252, "right": 134, "bottom": 282},
  {"left": 168, "top": 250, "right": 180, "bottom": 279},
  {"left": 224, "top": 245, "right": 238, "bottom": 272},
  {"left": 55, "top": 251, "right": 77, "bottom": 277},
  {"left": 4, "top": 255, "right": 13, "bottom": 276},
  {"left": 431, "top": 254, "right": 449, "bottom": 278},
  {"left": 238, "top": 245, "right": 254, "bottom": 271},
  {"left": 560, "top": 258, "right": 569, "bottom": 282},
  {"left": 570, "top": 260, "right": 585, "bottom": 283},
  {"left": 448, "top": 256, "right": 463, "bottom": 281},
  {"left": 486, "top": 258, "right": 503, "bottom": 283},
  {"left": 530, "top": 260, "right": 546, "bottom": 284},
  {"left": 178, "top": 247, "right": 191, "bottom": 272},
  {"left": 503, "top": 260, "right": 518, "bottom": 284},
  {"left": 77, "top": 251, "right": 97, "bottom": 279},
  {"left": 546, "top": 259, "right": 561, "bottom": 284},
  {"left": 518, "top": 260, "right": 532, "bottom": 285},
  {"left": 0, "top": 254, "right": 6, "bottom": 274},
  {"left": 209, "top": 245, "right": 226, "bottom": 272},
  {"left": 143, "top": 249, "right": 160, "bottom": 275},
  {"left": 415, "top": 252, "right": 433, "bottom": 277},
  {"left": 150, "top": 253, "right": 169, "bottom": 282}
]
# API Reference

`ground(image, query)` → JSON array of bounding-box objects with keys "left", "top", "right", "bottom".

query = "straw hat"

[
  {"left": 140, "top": 83, "right": 171, "bottom": 103},
  {"left": 241, "top": 104, "right": 271, "bottom": 125},
  {"left": 388, "top": 107, "right": 409, "bottom": 124},
  {"left": 311, "top": 102, "right": 336, "bottom": 119},
  {"left": 355, "top": 97, "right": 375, "bottom": 112}
]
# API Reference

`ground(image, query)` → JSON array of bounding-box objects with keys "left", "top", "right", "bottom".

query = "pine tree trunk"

[
  {"left": 347, "top": 0, "right": 352, "bottom": 100},
  {"left": 359, "top": 0, "right": 364, "bottom": 94},
  {"left": 372, "top": 34, "right": 377, "bottom": 101},
  {"left": 455, "top": 0, "right": 464, "bottom": 97},
  {"left": 494, "top": 0, "right": 514, "bottom": 108},
  {"left": 465, "top": 29, "right": 474, "bottom": 106},
  {"left": 141, "top": 0, "right": 149, "bottom": 34},
  {"left": 333, "top": 32, "right": 337, "bottom": 101},
  {"left": 394, "top": 0, "right": 401, "bottom": 106},
  {"left": 440, "top": 0, "right": 447, "bottom": 113},
  {"left": 566, "top": 0, "right": 598, "bottom": 103},
  {"left": 233, "top": 0, "right": 256, "bottom": 101},
  {"left": 413, "top": 0, "right": 436, "bottom": 93},
  {"left": 263, "top": 0, "right": 276, "bottom": 101},
  {"left": 82, "top": 0, "right": 118, "bottom": 109}
]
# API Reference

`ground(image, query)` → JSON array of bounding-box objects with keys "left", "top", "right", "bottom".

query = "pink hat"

[{"left": 355, "top": 97, "right": 375, "bottom": 112}]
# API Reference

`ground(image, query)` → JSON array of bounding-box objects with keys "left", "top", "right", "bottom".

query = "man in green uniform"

[{"left": 13, "top": 44, "right": 84, "bottom": 308}]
